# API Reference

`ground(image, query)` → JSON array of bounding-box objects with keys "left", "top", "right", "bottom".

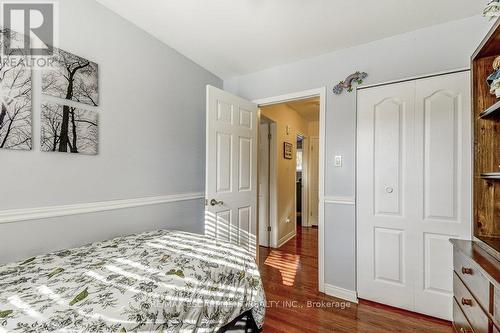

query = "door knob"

[
  {"left": 210, "top": 199, "right": 224, "bottom": 206},
  {"left": 385, "top": 186, "right": 394, "bottom": 194}
]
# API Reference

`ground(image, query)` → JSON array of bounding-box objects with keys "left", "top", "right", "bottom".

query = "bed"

[{"left": 0, "top": 230, "right": 265, "bottom": 332}]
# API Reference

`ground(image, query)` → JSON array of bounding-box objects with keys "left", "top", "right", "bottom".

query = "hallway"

[{"left": 258, "top": 227, "right": 453, "bottom": 333}]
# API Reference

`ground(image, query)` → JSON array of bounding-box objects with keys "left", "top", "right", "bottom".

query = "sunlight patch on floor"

[{"left": 264, "top": 250, "right": 300, "bottom": 286}]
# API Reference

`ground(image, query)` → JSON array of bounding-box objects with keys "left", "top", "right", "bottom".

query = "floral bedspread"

[{"left": 0, "top": 230, "right": 265, "bottom": 332}]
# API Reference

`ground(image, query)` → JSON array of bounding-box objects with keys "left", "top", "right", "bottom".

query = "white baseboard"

[
  {"left": 324, "top": 284, "right": 358, "bottom": 303},
  {"left": 276, "top": 229, "right": 296, "bottom": 248},
  {"left": 0, "top": 192, "right": 205, "bottom": 225}
]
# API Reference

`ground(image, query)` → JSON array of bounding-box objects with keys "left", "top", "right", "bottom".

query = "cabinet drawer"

[
  {"left": 454, "top": 248, "right": 490, "bottom": 310},
  {"left": 453, "top": 273, "right": 489, "bottom": 333},
  {"left": 453, "top": 298, "right": 475, "bottom": 333}
]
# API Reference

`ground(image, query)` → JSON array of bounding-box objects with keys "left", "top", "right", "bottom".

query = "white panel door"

[
  {"left": 357, "top": 81, "right": 416, "bottom": 311},
  {"left": 206, "top": 85, "right": 258, "bottom": 256},
  {"left": 412, "top": 72, "right": 471, "bottom": 319},
  {"left": 357, "top": 72, "right": 471, "bottom": 320},
  {"left": 258, "top": 123, "right": 269, "bottom": 247},
  {"left": 309, "top": 137, "right": 320, "bottom": 226}
]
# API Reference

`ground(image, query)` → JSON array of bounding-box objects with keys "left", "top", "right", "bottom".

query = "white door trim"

[
  {"left": 268, "top": 122, "right": 278, "bottom": 248},
  {"left": 308, "top": 136, "right": 320, "bottom": 227},
  {"left": 301, "top": 136, "right": 309, "bottom": 227},
  {"left": 254, "top": 87, "right": 327, "bottom": 293},
  {"left": 295, "top": 131, "right": 307, "bottom": 229}
]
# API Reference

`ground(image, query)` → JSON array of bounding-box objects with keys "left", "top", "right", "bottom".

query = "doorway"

[
  {"left": 205, "top": 85, "right": 326, "bottom": 292},
  {"left": 255, "top": 91, "right": 324, "bottom": 291}
]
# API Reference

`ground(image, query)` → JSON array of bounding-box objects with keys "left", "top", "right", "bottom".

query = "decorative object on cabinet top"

[
  {"left": 487, "top": 55, "right": 500, "bottom": 98},
  {"left": 484, "top": 0, "right": 500, "bottom": 20},
  {"left": 478, "top": 100, "right": 500, "bottom": 118}
]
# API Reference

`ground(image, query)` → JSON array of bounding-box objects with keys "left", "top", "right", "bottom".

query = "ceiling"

[
  {"left": 287, "top": 97, "right": 320, "bottom": 122},
  {"left": 96, "top": 0, "right": 483, "bottom": 79}
]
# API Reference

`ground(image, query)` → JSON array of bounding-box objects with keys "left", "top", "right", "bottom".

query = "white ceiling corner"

[{"left": 96, "top": 0, "right": 483, "bottom": 79}]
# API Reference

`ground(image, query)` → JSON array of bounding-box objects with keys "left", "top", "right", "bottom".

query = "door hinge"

[
  {"left": 268, "top": 133, "right": 272, "bottom": 140},
  {"left": 205, "top": 199, "right": 208, "bottom": 206}
]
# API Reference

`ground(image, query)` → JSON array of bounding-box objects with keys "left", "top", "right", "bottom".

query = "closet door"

[
  {"left": 413, "top": 72, "right": 471, "bottom": 320},
  {"left": 357, "top": 72, "right": 471, "bottom": 320},
  {"left": 357, "top": 81, "right": 417, "bottom": 312}
]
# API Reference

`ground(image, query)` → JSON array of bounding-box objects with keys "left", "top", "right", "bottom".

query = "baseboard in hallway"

[{"left": 277, "top": 230, "right": 296, "bottom": 248}]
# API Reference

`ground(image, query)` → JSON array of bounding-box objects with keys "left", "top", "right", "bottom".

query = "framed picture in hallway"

[{"left": 284, "top": 142, "right": 293, "bottom": 159}]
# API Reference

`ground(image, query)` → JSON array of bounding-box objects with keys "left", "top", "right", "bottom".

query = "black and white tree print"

[
  {"left": 42, "top": 48, "right": 99, "bottom": 106},
  {"left": 41, "top": 103, "right": 98, "bottom": 155},
  {"left": 0, "top": 29, "right": 32, "bottom": 150}
]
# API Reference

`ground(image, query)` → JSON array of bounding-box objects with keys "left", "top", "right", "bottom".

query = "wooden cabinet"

[
  {"left": 454, "top": 248, "right": 490, "bottom": 310},
  {"left": 473, "top": 18, "right": 500, "bottom": 252},
  {"left": 452, "top": 17, "right": 500, "bottom": 333},
  {"left": 451, "top": 239, "right": 500, "bottom": 333},
  {"left": 453, "top": 299, "right": 475, "bottom": 333},
  {"left": 453, "top": 273, "right": 489, "bottom": 333},
  {"left": 495, "top": 287, "right": 500, "bottom": 328}
]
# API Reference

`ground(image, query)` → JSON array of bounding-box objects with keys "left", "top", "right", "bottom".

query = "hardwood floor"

[{"left": 258, "top": 226, "right": 454, "bottom": 333}]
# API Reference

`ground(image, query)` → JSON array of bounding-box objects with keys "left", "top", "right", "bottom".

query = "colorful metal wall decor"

[{"left": 333, "top": 71, "right": 368, "bottom": 95}]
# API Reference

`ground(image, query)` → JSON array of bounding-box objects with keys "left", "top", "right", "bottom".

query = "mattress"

[{"left": 0, "top": 230, "right": 265, "bottom": 332}]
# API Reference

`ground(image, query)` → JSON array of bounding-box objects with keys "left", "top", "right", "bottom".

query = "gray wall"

[
  {"left": 224, "top": 15, "right": 493, "bottom": 292},
  {"left": 0, "top": 0, "right": 221, "bottom": 264}
]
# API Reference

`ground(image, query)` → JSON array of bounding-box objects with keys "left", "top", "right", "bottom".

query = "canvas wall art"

[
  {"left": 41, "top": 103, "right": 98, "bottom": 155},
  {"left": 42, "top": 48, "right": 99, "bottom": 106},
  {"left": 0, "top": 29, "right": 32, "bottom": 150}
]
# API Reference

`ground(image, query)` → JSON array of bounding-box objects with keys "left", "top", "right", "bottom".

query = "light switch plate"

[{"left": 334, "top": 155, "right": 343, "bottom": 167}]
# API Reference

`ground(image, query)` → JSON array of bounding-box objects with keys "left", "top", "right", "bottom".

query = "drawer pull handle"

[
  {"left": 461, "top": 298, "right": 473, "bottom": 306},
  {"left": 461, "top": 267, "right": 473, "bottom": 275}
]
